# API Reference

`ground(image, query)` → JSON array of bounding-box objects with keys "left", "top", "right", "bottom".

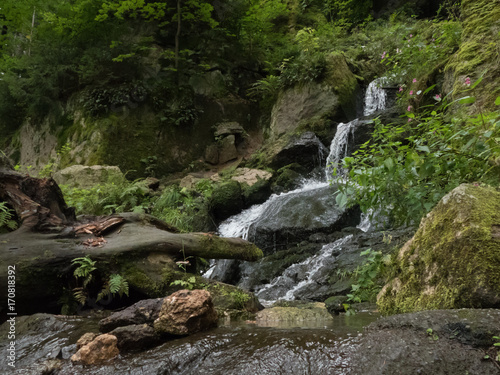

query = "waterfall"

[
  {"left": 256, "top": 236, "right": 353, "bottom": 304},
  {"left": 363, "top": 77, "right": 388, "bottom": 117},
  {"left": 207, "top": 78, "right": 390, "bottom": 299},
  {"left": 325, "top": 120, "right": 360, "bottom": 179}
]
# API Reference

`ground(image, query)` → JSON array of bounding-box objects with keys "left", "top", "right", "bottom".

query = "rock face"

[
  {"left": 71, "top": 334, "right": 119, "bottom": 365},
  {"left": 378, "top": 184, "right": 500, "bottom": 315},
  {"left": 53, "top": 164, "right": 125, "bottom": 188},
  {"left": 154, "top": 289, "right": 218, "bottom": 336}
]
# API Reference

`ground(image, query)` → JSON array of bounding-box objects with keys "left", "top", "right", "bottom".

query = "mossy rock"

[
  {"left": 242, "top": 178, "right": 272, "bottom": 207},
  {"left": 377, "top": 184, "right": 500, "bottom": 315},
  {"left": 209, "top": 180, "right": 244, "bottom": 221},
  {"left": 445, "top": 0, "right": 500, "bottom": 111}
]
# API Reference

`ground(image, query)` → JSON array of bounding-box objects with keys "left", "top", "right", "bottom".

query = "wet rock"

[
  {"left": 154, "top": 289, "right": 218, "bottom": 336},
  {"left": 246, "top": 184, "right": 361, "bottom": 253},
  {"left": 110, "top": 324, "right": 161, "bottom": 351},
  {"left": 53, "top": 165, "right": 125, "bottom": 189},
  {"left": 378, "top": 184, "right": 500, "bottom": 314},
  {"left": 350, "top": 309, "right": 500, "bottom": 375},
  {"left": 99, "top": 298, "right": 163, "bottom": 333},
  {"left": 76, "top": 332, "right": 97, "bottom": 349},
  {"left": 271, "top": 132, "right": 328, "bottom": 171},
  {"left": 70, "top": 334, "right": 119, "bottom": 365},
  {"left": 256, "top": 302, "right": 333, "bottom": 327},
  {"left": 324, "top": 295, "right": 348, "bottom": 315}
]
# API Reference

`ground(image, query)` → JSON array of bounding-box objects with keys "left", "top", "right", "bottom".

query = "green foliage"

[
  {"left": 0, "top": 202, "right": 18, "bottom": 232},
  {"left": 347, "top": 249, "right": 389, "bottom": 304},
  {"left": 170, "top": 276, "right": 197, "bottom": 290},
  {"left": 335, "top": 91, "right": 500, "bottom": 226},
  {"left": 69, "top": 256, "right": 129, "bottom": 308},
  {"left": 322, "top": 0, "right": 373, "bottom": 29},
  {"left": 60, "top": 180, "right": 148, "bottom": 216}
]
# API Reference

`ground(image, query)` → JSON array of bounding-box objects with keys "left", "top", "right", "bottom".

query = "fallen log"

[{"left": 0, "top": 159, "right": 263, "bottom": 316}]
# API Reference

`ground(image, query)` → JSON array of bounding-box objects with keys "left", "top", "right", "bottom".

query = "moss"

[
  {"left": 378, "top": 184, "right": 500, "bottom": 315},
  {"left": 198, "top": 235, "right": 263, "bottom": 261},
  {"left": 445, "top": 0, "right": 500, "bottom": 110},
  {"left": 209, "top": 180, "right": 244, "bottom": 221}
]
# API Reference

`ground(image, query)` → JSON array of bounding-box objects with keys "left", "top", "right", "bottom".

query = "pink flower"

[
  {"left": 435, "top": 94, "right": 441, "bottom": 100},
  {"left": 399, "top": 87, "right": 403, "bottom": 92},
  {"left": 410, "top": 34, "right": 413, "bottom": 38},
  {"left": 412, "top": 78, "right": 417, "bottom": 83},
  {"left": 408, "top": 118, "right": 412, "bottom": 122},
  {"left": 410, "top": 90, "right": 414, "bottom": 95},
  {"left": 465, "top": 77, "right": 471, "bottom": 86},
  {"left": 407, "top": 105, "right": 412, "bottom": 112},
  {"left": 381, "top": 51, "right": 387, "bottom": 59}
]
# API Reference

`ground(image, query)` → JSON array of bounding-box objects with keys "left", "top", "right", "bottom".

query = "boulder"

[
  {"left": 377, "top": 184, "right": 500, "bottom": 315},
  {"left": 99, "top": 298, "right": 164, "bottom": 333},
  {"left": 271, "top": 84, "right": 340, "bottom": 138},
  {"left": 324, "top": 295, "right": 349, "bottom": 315},
  {"left": 109, "top": 324, "right": 161, "bottom": 351},
  {"left": 209, "top": 180, "right": 244, "bottom": 221},
  {"left": 70, "top": 334, "right": 119, "bottom": 365},
  {"left": 270, "top": 132, "right": 328, "bottom": 171},
  {"left": 218, "top": 135, "right": 239, "bottom": 164},
  {"left": 53, "top": 165, "right": 125, "bottom": 189},
  {"left": 256, "top": 302, "right": 333, "bottom": 327},
  {"left": 76, "top": 332, "right": 97, "bottom": 349},
  {"left": 246, "top": 184, "right": 361, "bottom": 253},
  {"left": 229, "top": 168, "right": 272, "bottom": 186},
  {"left": 154, "top": 289, "right": 218, "bottom": 336},
  {"left": 214, "top": 122, "right": 245, "bottom": 137}
]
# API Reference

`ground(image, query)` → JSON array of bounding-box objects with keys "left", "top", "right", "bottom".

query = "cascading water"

[
  {"left": 363, "top": 77, "right": 388, "bottom": 116},
  {"left": 209, "top": 79, "right": 389, "bottom": 301}
]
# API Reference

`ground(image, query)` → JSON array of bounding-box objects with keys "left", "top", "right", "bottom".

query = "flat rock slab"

[{"left": 350, "top": 309, "right": 500, "bottom": 375}]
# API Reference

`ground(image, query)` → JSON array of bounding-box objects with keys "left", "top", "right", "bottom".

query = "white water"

[
  {"left": 325, "top": 120, "right": 359, "bottom": 178},
  {"left": 256, "top": 236, "right": 353, "bottom": 304},
  {"left": 364, "top": 77, "right": 388, "bottom": 116}
]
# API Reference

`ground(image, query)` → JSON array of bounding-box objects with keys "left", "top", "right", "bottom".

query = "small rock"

[
  {"left": 154, "top": 289, "right": 218, "bottom": 336},
  {"left": 71, "top": 334, "right": 119, "bottom": 365},
  {"left": 76, "top": 332, "right": 97, "bottom": 349},
  {"left": 110, "top": 324, "right": 161, "bottom": 352},
  {"left": 99, "top": 298, "right": 163, "bottom": 333}
]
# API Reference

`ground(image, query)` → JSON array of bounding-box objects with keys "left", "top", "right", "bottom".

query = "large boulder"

[
  {"left": 378, "top": 184, "right": 500, "bottom": 315},
  {"left": 209, "top": 180, "right": 244, "bottom": 221},
  {"left": 154, "top": 289, "right": 218, "bottom": 336},
  {"left": 70, "top": 334, "right": 119, "bottom": 365},
  {"left": 270, "top": 132, "right": 328, "bottom": 171},
  {"left": 246, "top": 184, "right": 361, "bottom": 253},
  {"left": 53, "top": 164, "right": 125, "bottom": 188}
]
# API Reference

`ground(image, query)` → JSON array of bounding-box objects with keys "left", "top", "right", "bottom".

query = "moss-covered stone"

[
  {"left": 445, "top": 0, "right": 500, "bottom": 111},
  {"left": 209, "top": 180, "right": 244, "bottom": 221},
  {"left": 377, "top": 184, "right": 500, "bottom": 315}
]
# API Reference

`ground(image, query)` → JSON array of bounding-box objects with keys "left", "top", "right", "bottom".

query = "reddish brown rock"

[
  {"left": 154, "top": 289, "right": 218, "bottom": 336},
  {"left": 71, "top": 334, "right": 119, "bottom": 365},
  {"left": 76, "top": 332, "right": 97, "bottom": 349}
]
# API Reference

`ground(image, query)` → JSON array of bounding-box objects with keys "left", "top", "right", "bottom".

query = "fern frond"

[{"left": 73, "top": 288, "right": 87, "bottom": 305}]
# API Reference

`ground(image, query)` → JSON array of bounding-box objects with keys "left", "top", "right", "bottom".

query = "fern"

[
  {"left": 97, "top": 274, "right": 129, "bottom": 302},
  {"left": 72, "top": 256, "right": 96, "bottom": 288},
  {"left": 0, "top": 202, "right": 17, "bottom": 231}
]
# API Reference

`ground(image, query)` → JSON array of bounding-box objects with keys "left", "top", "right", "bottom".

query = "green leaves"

[{"left": 333, "top": 96, "right": 500, "bottom": 226}]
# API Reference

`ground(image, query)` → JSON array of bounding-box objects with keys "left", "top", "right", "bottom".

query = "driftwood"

[{"left": 0, "top": 161, "right": 263, "bottom": 315}]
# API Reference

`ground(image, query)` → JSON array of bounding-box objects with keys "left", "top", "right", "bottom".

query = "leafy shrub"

[
  {"left": 0, "top": 202, "right": 18, "bottom": 232},
  {"left": 334, "top": 91, "right": 500, "bottom": 226}
]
